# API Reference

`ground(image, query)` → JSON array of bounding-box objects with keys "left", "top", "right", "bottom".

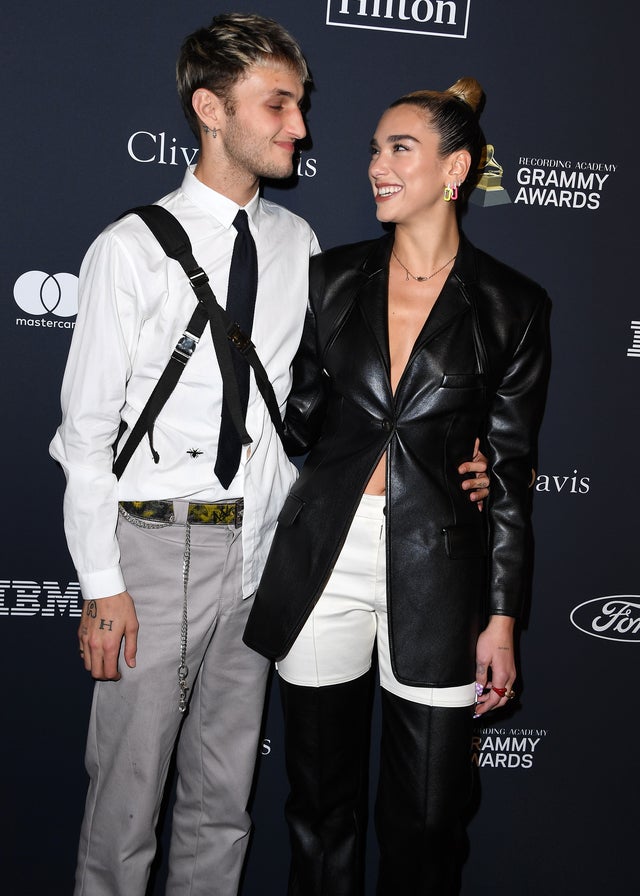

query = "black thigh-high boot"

[
  {"left": 375, "top": 690, "right": 474, "bottom": 895},
  {"left": 279, "top": 671, "right": 374, "bottom": 896}
]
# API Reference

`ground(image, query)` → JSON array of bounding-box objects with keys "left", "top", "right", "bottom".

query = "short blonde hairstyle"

[{"left": 177, "top": 13, "right": 310, "bottom": 138}]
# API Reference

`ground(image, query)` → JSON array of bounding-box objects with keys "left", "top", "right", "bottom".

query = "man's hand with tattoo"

[{"left": 78, "top": 592, "right": 139, "bottom": 680}]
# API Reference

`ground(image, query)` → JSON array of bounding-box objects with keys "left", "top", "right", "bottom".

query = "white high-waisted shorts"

[{"left": 277, "top": 493, "right": 476, "bottom": 708}]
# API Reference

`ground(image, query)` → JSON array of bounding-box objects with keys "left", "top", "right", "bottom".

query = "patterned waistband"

[{"left": 119, "top": 499, "right": 244, "bottom": 528}]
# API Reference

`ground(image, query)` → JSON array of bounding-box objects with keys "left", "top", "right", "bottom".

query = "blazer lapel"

[
  {"left": 353, "top": 234, "right": 393, "bottom": 384},
  {"left": 342, "top": 233, "right": 479, "bottom": 395},
  {"left": 410, "top": 235, "right": 478, "bottom": 356}
]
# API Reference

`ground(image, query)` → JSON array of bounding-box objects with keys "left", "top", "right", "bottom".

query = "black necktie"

[{"left": 214, "top": 210, "right": 258, "bottom": 489}]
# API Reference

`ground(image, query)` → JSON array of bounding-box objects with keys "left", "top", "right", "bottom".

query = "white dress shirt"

[{"left": 50, "top": 167, "right": 320, "bottom": 600}]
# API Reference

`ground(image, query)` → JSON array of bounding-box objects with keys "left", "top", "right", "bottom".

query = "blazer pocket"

[
  {"left": 442, "top": 525, "right": 487, "bottom": 559},
  {"left": 277, "top": 493, "right": 305, "bottom": 526},
  {"left": 440, "top": 373, "right": 485, "bottom": 390}
]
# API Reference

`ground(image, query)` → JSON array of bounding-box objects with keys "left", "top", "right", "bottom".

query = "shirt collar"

[{"left": 181, "top": 165, "right": 261, "bottom": 231}]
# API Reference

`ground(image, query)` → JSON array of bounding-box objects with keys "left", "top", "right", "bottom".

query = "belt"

[{"left": 119, "top": 499, "right": 244, "bottom": 528}]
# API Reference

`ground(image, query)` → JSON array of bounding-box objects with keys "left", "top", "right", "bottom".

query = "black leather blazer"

[{"left": 244, "top": 233, "right": 551, "bottom": 687}]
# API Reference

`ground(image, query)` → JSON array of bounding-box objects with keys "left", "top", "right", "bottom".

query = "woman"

[{"left": 244, "top": 78, "right": 550, "bottom": 894}]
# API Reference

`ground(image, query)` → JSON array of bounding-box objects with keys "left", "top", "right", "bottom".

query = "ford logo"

[{"left": 570, "top": 596, "right": 640, "bottom": 643}]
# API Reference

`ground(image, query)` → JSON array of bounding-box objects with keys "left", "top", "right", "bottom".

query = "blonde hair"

[
  {"left": 442, "top": 76, "right": 484, "bottom": 114},
  {"left": 177, "top": 13, "right": 310, "bottom": 138},
  {"left": 390, "top": 77, "right": 485, "bottom": 197}
]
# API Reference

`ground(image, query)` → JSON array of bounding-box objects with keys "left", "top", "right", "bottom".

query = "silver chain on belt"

[
  {"left": 178, "top": 522, "right": 191, "bottom": 713},
  {"left": 118, "top": 504, "right": 191, "bottom": 712}
]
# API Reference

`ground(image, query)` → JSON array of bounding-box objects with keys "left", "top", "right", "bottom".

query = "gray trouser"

[{"left": 74, "top": 505, "right": 270, "bottom": 896}]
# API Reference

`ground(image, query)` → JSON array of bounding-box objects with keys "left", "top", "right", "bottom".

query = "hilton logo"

[{"left": 326, "top": 0, "right": 472, "bottom": 38}]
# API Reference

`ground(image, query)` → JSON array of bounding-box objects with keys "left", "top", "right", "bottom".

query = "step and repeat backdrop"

[{"left": 1, "top": 2, "right": 635, "bottom": 894}]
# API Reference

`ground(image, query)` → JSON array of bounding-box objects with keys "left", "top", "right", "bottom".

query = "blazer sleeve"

[
  {"left": 282, "top": 263, "right": 330, "bottom": 456},
  {"left": 484, "top": 290, "right": 552, "bottom": 617}
]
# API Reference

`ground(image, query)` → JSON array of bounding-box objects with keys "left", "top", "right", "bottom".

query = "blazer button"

[{"left": 381, "top": 419, "right": 393, "bottom": 432}]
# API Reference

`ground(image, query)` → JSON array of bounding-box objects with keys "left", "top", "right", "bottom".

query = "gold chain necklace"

[{"left": 392, "top": 248, "right": 457, "bottom": 282}]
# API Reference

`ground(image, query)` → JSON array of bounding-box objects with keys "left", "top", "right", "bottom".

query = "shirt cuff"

[{"left": 78, "top": 566, "right": 126, "bottom": 601}]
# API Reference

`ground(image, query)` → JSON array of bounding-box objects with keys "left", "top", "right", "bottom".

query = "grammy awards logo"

[
  {"left": 472, "top": 726, "right": 548, "bottom": 770},
  {"left": 469, "top": 144, "right": 511, "bottom": 207}
]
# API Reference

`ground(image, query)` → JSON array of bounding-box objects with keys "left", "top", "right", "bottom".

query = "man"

[
  {"left": 50, "top": 14, "right": 318, "bottom": 895},
  {"left": 51, "top": 12, "right": 489, "bottom": 896}
]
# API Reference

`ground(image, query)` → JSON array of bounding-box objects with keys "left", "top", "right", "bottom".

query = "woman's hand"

[
  {"left": 459, "top": 437, "right": 490, "bottom": 510},
  {"left": 474, "top": 614, "right": 517, "bottom": 717}
]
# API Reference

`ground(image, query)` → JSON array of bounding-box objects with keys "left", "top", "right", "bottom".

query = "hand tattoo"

[
  {"left": 99, "top": 619, "right": 114, "bottom": 631},
  {"left": 86, "top": 600, "right": 97, "bottom": 618}
]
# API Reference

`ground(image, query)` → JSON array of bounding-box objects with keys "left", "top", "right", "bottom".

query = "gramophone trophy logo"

[{"left": 470, "top": 144, "right": 511, "bottom": 207}]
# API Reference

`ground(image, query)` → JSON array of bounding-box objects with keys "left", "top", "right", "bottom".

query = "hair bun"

[{"left": 446, "top": 77, "right": 484, "bottom": 114}]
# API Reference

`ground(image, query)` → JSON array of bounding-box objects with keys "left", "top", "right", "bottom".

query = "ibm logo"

[
  {"left": 0, "top": 580, "right": 82, "bottom": 617},
  {"left": 627, "top": 321, "right": 640, "bottom": 358},
  {"left": 326, "top": 0, "right": 472, "bottom": 39}
]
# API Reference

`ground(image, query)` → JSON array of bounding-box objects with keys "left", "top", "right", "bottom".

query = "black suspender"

[{"left": 112, "top": 204, "right": 285, "bottom": 480}]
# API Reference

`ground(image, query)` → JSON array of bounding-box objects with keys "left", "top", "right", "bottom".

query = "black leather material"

[
  {"left": 279, "top": 677, "right": 472, "bottom": 896},
  {"left": 244, "top": 233, "right": 551, "bottom": 686},
  {"left": 280, "top": 674, "right": 373, "bottom": 896},
  {"left": 375, "top": 691, "right": 474, "bottom": 895}
]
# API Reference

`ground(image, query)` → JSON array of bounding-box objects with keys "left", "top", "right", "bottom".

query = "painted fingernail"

[{"left": 475, "top": 682, "right": 484, "bottom": 696}]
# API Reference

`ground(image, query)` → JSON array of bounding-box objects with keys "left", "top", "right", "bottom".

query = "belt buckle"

[{"left": 172, "top": 331, "right": 199, "bottom": 364}]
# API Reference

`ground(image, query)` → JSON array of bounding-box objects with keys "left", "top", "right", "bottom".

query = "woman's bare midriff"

[{"left": 365, "top": 456, "right": 387, "bottom": 495}]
